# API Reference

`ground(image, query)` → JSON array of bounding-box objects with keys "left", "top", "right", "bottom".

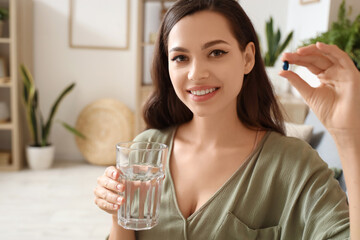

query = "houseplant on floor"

[
  {"left": 20, "top": 64, "right": 85, "bottom": 170},
  {"left": 263, "top": 17, "right": 294, "bottom": 68},
  {"left": 262, "top": 17, "right": 294, "bottom": 95}
]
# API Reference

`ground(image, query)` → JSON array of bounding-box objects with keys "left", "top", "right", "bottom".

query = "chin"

[{"left": 190, "top": 109, "right": 217, "bottom": 118}]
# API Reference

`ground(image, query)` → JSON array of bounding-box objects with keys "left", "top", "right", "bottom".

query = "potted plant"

[
  {"left": 20, "top": 64, "right": 85, "bottom": 170},
  {"left": 263, "top": 17, "right": 294, "bottom": 67},
  {"left": 0, "top": 8, "right": 9, "bottom": 37},
  {"left": 262, "top": 17, "right": 294, "bottom": 95},
  {"left": 303, "top": 0, "right": 360, "bottom": 70}
]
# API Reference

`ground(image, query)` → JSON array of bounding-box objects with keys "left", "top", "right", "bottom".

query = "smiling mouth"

[{"left": 187, "top": 87, "right": 220, "bottom": 96}]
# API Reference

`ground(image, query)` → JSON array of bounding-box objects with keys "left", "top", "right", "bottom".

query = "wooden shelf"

[
  {"left": 144, "top": 0, "right": 176, "bottom": 2},
  {"left": 0, "top": 38, "right": 11, "bottom": 43},
  {"left": 136, "top": 0, "right": 173, "bottom": 133},
  {"left": 0, "top": 122, "right": 13, "bottom": 130},
  {"left": 0, "top": 164, "right": 17, "bottom": 171},
  {"left": 0, "top": 82, "right": 11, "bottom": 88},
  {"left": 141, "top": 42, "right": 155, "bottom": 47},
  {"left": 0, "top": 77, "right": 11, "bottom": 87},
  {"left": 0, "top": 151, "right": 12, "bottom": 171},
  {"left": 141, "top": 85, "right": 153, "bottom": 98},
  {"left": 0, "top": 0, "right": 22, "bottom": 171}
]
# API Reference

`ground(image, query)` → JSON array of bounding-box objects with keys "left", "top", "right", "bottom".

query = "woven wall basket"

[{"left": 75, "top": 99, "right": 134, "bottom": 165}]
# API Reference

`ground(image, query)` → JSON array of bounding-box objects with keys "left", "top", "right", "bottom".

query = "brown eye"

[
  {"left": 171, "top": 55, "right": 188, "bottom": 62},
  {"left": 209, "top": 49, "right": 228, "bottom": 57}
]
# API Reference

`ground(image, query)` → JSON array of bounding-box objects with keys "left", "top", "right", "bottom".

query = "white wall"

[
  {"left": 329, "top": 0, "right": 360, "bottom": 24},
  {"left": 240, "top": 0, "right": 289, "bottom": 67},
  {"left": 33, "top": 0, "right": 138, "bottom": 161},
  {"left": 287, "top": 0, "right": 331, "bottom": 48}
]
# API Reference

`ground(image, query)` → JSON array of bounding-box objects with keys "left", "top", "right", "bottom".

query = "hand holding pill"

[{"left": 279, "top": 42, "right": 360, "bottom": 135}]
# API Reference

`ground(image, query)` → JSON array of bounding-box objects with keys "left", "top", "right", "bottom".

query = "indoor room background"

[
  {"left": 7, "top": 0, "right": 358, "bottom": 162},
  {"left": 0, "top": 0, "right": 359, "bottom": 239}
]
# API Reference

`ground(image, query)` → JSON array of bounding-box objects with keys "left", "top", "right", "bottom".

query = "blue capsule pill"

[{"left": 283, "top": 61, "right": 289, "bottom": 71}]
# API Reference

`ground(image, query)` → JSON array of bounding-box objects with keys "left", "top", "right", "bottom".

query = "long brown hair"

[{"left": 143, "top": 0, "right": 285, "bottom": 135}]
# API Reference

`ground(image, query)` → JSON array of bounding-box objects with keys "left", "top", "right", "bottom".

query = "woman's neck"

[{"left": 178, "top": 110, "right": 255, "bottom": 148}]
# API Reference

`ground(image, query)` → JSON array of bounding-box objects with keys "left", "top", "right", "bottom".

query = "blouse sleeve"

[{"left": 278, "top": 137, "right": 350, "bottom": 239}]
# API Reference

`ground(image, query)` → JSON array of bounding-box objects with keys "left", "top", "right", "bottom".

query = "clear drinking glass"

[{"left": 116, "top": 141, "right": 168, "bottom": 230}]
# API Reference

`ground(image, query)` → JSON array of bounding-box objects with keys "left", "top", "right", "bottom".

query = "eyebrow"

[{"left": 169, "top": 39, "right": 230, "bottom": 53}]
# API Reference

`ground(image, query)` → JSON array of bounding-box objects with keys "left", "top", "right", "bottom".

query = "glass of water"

[{"left": 116, "top": 141, "right": 168, "bottom": 230}]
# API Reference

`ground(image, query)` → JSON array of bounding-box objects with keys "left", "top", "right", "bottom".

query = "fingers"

[
  {"left": 105, "top": 166, "right": 120, "bottom": 180},
  {"left": 281, "top": 48, "right": 333, "bottom": 75},
  {"left": 94, "top": 185, "right": 124, "bottom": 206},
  {"left": 296, "top": 42, "right": 354, "bottom": 69},
  {"left": 296, "top": 43, "right": 338, "bottom": 64},
  {"left": 279, "top": 70, "right": 315, "bottom": 102},
  {"left": 94, "top": 166, "right": 125, "bottom": 214},
  {"left": 314, "top": 42, "right": 354, "bottom": 67},
  {"left": 94, "top": 196, "right": 120, "bottom": 213},
  {"left": 97, "top": 175, "right": 124, "bottom": 192}
]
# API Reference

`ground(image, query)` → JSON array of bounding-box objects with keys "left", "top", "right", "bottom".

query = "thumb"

[{"left": 278, "top": 70, "right": 314, "bottom": 103}]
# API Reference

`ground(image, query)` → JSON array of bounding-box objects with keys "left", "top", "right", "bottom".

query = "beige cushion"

[
  {"left": 75, "top": 99, "right": 134, "bottom": 166},
  {"left": 285, "top": 122, "right": 313, "bottom": 143}
]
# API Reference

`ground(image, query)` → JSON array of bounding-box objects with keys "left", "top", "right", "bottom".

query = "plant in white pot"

[
  {"left": 20, "top": 64, "right": 85, "bottom": 170},
  {"left": 262, "top": 17, "right": 293, "bottom": 96}
]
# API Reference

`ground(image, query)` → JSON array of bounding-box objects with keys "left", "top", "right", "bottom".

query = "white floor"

[{"left": 0, "top": 160, "right": 112, "bottom": 240}]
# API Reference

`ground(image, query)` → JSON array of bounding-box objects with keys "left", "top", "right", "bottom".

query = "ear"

[{"left": 243, "top": 42, "right": 255, "bottom": 74}]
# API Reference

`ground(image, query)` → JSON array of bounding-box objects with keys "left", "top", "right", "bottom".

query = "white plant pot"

[{"left": 26, "top": 145, "right": 55, "bottom": 170}]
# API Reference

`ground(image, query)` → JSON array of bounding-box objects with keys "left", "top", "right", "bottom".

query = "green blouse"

[{"left": 133, "top": 127, "right": 349, "bottom": 240}]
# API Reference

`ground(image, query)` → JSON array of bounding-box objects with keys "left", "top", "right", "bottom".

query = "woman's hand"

[
  {"left": 94, "top": 166, "right": 125, "bottom": 215},
  {"left": 280, "top": 42, "right": 360, "bottom": 137}
]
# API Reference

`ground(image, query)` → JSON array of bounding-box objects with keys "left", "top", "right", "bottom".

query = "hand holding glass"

[{"left": 116, "top": 141, "right": 168, "bottom": 230}]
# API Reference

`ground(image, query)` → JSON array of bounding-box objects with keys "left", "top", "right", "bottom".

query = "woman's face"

[{"left": 167, "top": 10, "right": 255, "bottom": 118}]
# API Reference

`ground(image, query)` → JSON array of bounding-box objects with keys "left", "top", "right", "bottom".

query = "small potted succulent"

[{"left": 20, "top": 64, "right": 85, "bottom": 170}]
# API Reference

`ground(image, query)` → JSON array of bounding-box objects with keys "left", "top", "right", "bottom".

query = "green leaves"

[
  {"left": 60, "top": 121, "right": 86, "bottom": 139},
  {"left": 42, "top": 83, "right": 76, "bottom": 145},
  {"left": 19, "top": 64, "right": 85, "bottom": 147},
  {"left": 264, "top": 17, "right": 294, "bottom": 67},
  {"left": 304, "top": 0, "right": 360, "bottom": 70},
  {"left": 20, "top": 64, "right": 39, "bottom": 146},
  {"left": 0, "top": 8, "right": 9, "bottom": 21}
]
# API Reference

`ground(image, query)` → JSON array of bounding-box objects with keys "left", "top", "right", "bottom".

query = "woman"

[{"left": 94, "top": 0, "right": 360, "bottom": 239}]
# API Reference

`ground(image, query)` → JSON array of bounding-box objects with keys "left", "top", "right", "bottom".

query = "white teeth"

[{"left": 190, "top": 88, "right": 216, "bottom": 96}]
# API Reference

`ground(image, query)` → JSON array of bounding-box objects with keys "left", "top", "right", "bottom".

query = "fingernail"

[
  {"left": 117, "top": 197, "right": 123, "bottom": 203},
  {"left": 117, "top": 184, "right": 123, "bottom": 191},
  {"left": 112, "top": 171, "right": 116, "bottom": 178},
  {"left": 113, "top": 204, "right": 118, "bottom": 209}
]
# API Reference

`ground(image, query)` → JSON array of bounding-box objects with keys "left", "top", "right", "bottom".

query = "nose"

[{"left": 187, "top": 59, "right": 209, "bottom": 81}]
